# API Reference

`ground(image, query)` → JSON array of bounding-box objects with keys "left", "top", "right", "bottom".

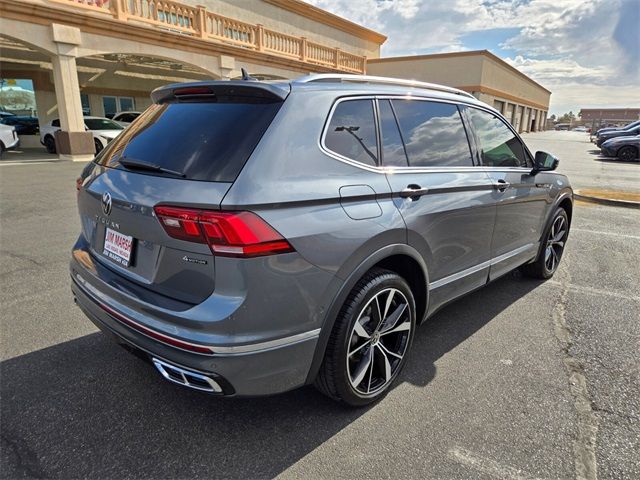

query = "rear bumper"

[{"left": 72, "top": 274, "right": 320, "bottom": 396}]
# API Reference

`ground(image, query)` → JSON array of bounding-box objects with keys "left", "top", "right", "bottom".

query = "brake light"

[
  {"left": 173, "top": 86, "right": 213, "bottom": 96},
  {"left": 154, "top": 206, "right": 294, "bottom": 258}
]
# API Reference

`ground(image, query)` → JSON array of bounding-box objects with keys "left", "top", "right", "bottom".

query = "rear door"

[
  {"left": 464, "top": 106, "right": 548, "bottom": 280},
  {"left": 380, "top": 98, "right": 496, "bottom": 314},
  {"left": 77, "top": 84, "right": 286, "bottom": 304}
]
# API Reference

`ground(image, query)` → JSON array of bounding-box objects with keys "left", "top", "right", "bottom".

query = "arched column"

[{"left": 50, "top": 24, "right": 94, "bottom": 161}]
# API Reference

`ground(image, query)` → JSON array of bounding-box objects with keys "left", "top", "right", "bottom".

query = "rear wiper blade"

[{"left": 119, "top": 157, "right": 185, "bottom": 178}]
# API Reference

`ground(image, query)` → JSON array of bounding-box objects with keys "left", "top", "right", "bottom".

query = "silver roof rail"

[{"left": 295, "top": 74, "right": 476, "bottom": 99}]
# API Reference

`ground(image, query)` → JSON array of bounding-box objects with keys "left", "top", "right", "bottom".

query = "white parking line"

[
  {"left": 0, "top": 161, "right": 62, "bottom": 166},
  {"left": 449, "top": 447, "right": 543, "bottom": 480},
  {"left": 572, "top": 228, "right": 640, "bottom": 241}
]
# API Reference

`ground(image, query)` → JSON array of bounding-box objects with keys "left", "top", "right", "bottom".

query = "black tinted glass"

[
  {"left": 52, "top": 119, "right": 60, "bottom": 127},
  {"left": 468, "top": 108, "right": 528, "bottom": 167},
  {"left": 85, "top": 118, "right": 124, "bottom": 130},
  {"left": 325, "top": 99, "right": 378, "bottom": 166},
  {"left": 391, "top": 100, "right": 473, "bottom": 167},
  {"left": 97, "top": 100, "right": 282, "bottom": 182},
  {"left": 379, "top": 100, "right": 408, "bottom": 167}
]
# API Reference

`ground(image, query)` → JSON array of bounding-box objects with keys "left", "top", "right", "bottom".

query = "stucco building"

[
  {"left": 579, "top": 108, "right": 640, "bottom": 127},
  {"left": 368, "top": 50, "right": 551, "bottom": 133},
  {"left": 0, "top": 0, "right": 386, "bottom": 159},
  {"left": 1, "top": 1, "right": 552, "bottom": 160}
]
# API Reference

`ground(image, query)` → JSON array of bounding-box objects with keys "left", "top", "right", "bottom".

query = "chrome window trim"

[
  {"left": 319, "top": 95, "right": 489, "bottom": 174},
  {"left": 428, "top": 243, "right": 537, "bottom": 290},
  {"left": 320, "top": 96, "right": 381, "bottom": 172},
  {"left": 464, "top": 104, "right": 535, "bottom": 168}
]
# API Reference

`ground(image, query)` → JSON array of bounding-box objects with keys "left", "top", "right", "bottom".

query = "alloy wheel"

[
  {"left": 619, "top": 147, "right": 637, "bottom": 162},
  {"left": 346, "top": 288, "right": 411, "bottom": 395},
  {"left": 545, "top": 214, "right": 567, "bottom": 273}
]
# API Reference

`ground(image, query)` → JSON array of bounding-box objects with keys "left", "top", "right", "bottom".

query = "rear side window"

[
  {"left": 467, "top": 108, "right": 529, "bottom": 168},
  {"left": 324, "top": 99, "right": 378, "bottom": 166},
  {"left": 97, "top": 100, "right": 282, "bottom": 182},
  {"left": 52, "top": 119, "right": 60, "bottom": 127},
  {"left": 379, "top": 100, "right": 408, "bottom": 167},
  {"left": 391, "top": 100, "right": 473, "bottom": 167}
]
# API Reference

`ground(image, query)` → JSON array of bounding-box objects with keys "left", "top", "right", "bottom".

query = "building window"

[
  {"left": 80, "top": 93, "right": 91, "bottom": 116},
  {"left": 493, "top": 100, "right": 505, "bottom": 114},
  {"left": 119, "top": 97, "right": 135, "bottom": 112},
  {"left": 103, "top": 96, "right": 135, "bottom": 118}
]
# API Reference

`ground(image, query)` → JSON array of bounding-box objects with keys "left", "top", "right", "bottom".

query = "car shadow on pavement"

[
  {"left": 1, "top": 272, "right": 542, "bottom": 479},
  {"left": 592, "top": 156, "right": 640, "bottom": 165}
]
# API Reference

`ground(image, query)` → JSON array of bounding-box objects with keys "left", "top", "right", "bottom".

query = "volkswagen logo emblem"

[{"left": 101, "top": 191, "right": 112, "bottom": 216}]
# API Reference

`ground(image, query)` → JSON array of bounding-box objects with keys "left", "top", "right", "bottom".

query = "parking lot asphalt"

[
  {"left": 1, "top": 132, "right": 638, "bottom": 479},
  {"left": 522, "top": 130, "right": 640, "bottom": 194}
]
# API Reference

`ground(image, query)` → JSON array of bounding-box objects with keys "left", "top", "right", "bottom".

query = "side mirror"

[{"left": 532, "top": 151, "right": 559, "bottom": 174}]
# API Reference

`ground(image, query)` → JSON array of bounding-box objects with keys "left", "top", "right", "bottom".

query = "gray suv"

[{"left": 71, "top": 74, "right": 572, "bottom": 406}]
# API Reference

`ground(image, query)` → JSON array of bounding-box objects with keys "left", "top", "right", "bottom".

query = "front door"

[
  {"left": 464, "top": 106, "right": 548, "bottom": 280},
  {"left": 378, "top": 98, "right": 496, "bottom": 315}
]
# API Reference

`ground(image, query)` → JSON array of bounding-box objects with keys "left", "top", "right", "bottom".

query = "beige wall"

[
  {"left": 367, "top": 55, "right": 485, "bottom": 86},
  {"left": 367, "top": 51, "right": 550, "bottom": 132},
  {"left": 192, "top": 0, "right": 381, "bottom": 58},
  {"left": 480, "top": 57, "right": 550, "bottom": 109}
]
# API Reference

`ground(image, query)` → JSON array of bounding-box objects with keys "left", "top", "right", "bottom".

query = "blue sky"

[{"left": 308, "top": 0, "right": 640, "bottom": 115}]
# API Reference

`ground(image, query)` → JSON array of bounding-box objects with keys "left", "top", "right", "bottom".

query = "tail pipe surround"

[{"left": 152, "top": 358, "right": 222, "bottom": 393}]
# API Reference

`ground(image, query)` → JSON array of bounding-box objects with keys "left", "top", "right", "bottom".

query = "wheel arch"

[
  {"left": 305, "top": 244, "right": 429, "bottom": 384},
  {"left": 618, "top": 144, "right": 639, "bottom": 159}
]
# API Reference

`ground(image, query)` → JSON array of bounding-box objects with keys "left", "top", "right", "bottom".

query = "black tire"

[
  {"left": 94, "top": 138, "right": 103, "bottom": 155},
  {"left": 520, "top": 208, "right": 569, "bottom": 279},
  {"left": 617, "top": 146, "right": 638, "bottom": 162},
  {"left": 44, "top": 136, "right": 56, "bottom": 154},
  {"left": 315, "top": 268, "right": 416, "bottom": 406}
]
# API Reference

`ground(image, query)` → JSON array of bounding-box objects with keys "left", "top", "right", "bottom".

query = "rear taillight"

[{"left": 154, "top": 206, "right": 294, "bottom": 258}]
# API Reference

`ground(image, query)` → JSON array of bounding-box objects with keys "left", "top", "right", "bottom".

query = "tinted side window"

[
  {"left": 468, "top": 108, "right": 529, "bottom": 167},
  {"left": 52, "top": 119, "right": 60, "bottom": 128},
  {"left": 391, "top": 100, "right": 473, "bottom": 167},
  {"left": 379, "top": 100, "right": 408, "bottom": 167},
  {"left": 325, "top": 99, "right": 378, "bottom": 166}
]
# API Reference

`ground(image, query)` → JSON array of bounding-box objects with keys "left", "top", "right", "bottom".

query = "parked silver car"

[{"left": 71, "top": 74, "right": 573, "bottom": 406}]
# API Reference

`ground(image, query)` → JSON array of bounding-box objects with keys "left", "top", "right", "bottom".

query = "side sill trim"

[{"left": 428, "top": 243, "right": 536, "bottom": 290}]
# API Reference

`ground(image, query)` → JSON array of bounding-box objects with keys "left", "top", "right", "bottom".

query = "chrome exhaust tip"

[{"left": 152, "top": 358, "right": 222, "bottom": 393}]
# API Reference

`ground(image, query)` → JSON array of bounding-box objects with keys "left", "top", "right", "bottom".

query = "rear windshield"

[{"left": 96, "top": 100, "right": 282, "bottom": 182}]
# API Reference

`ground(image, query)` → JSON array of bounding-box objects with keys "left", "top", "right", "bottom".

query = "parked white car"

[
  {"left": 40, "top": 116, "right": 124, "bottom": 154},
  {"left": 112, "top": 111, "right": 141, "bottom": 126},
  {"left": 0, "top": 123, "right": 20, "bottom": 157}
]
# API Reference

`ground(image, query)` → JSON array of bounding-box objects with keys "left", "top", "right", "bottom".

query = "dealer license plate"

[{"left": 103, "top": 227, "right": 134, "bottom": 267}]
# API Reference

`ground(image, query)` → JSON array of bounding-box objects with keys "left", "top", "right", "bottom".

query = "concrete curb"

[{"left": 574, "top": 191, "right": 640, "bottom": 209}]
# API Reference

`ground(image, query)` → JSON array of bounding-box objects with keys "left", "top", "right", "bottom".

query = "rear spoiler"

[{"left": 150, "top": 81, "right": 291, "bottom": 104}]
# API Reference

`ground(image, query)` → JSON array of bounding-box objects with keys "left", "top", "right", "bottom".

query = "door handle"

[
  {"left": 493, "top": 179, "right": 510, "bottom": 192},
  {"left": 399, "top": 184, "right": 429, "bottom": 198}
]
